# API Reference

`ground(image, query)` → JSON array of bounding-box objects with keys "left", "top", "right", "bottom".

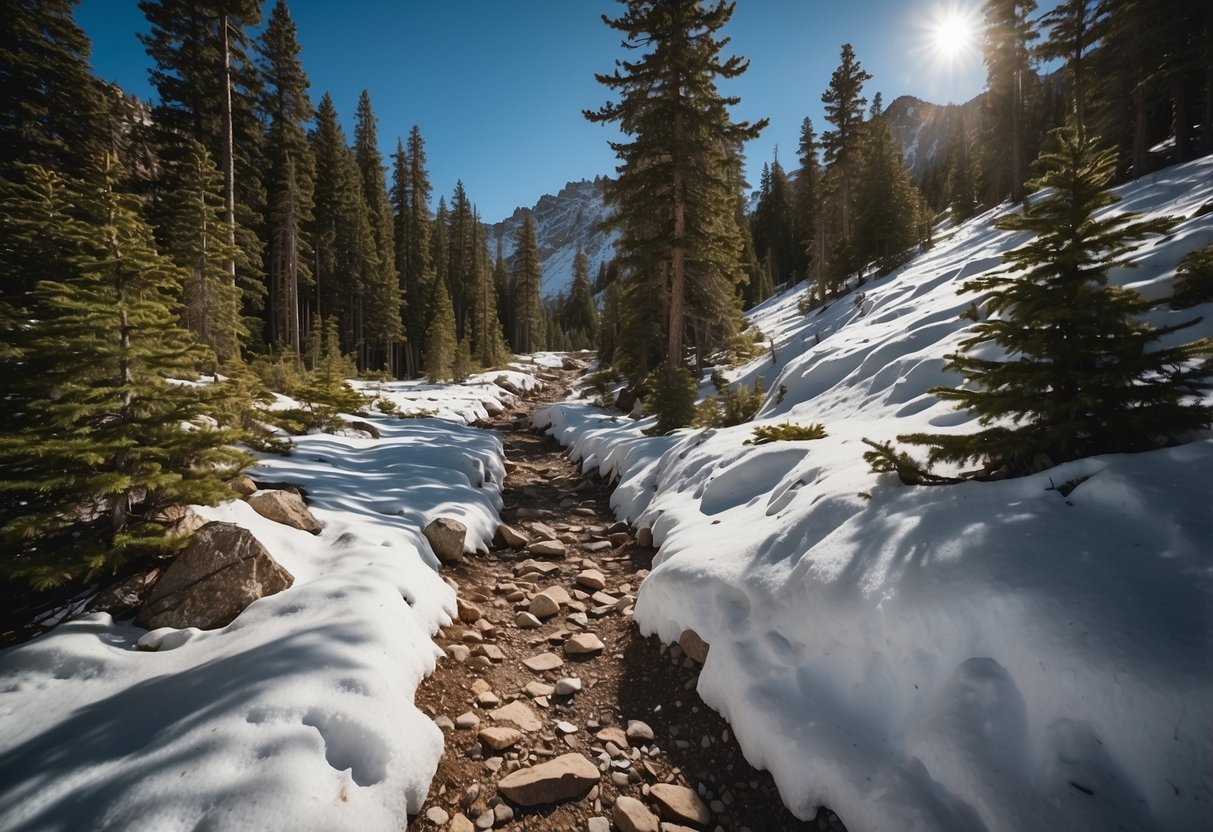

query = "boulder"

[
  {"left": 494, "top": 523, "right": 529, "bottom": 548},
  {"left": 138, "top": 522, "right": 293, "bottom": 630},
  {"left": 247, "top": 489, "right": 323, "bottom": 535},
  {"left": 649, "top": 784, "right": 711, "bottom": 826},
  {"left": 228, "top": 474, "right": 258, "bottom": 497},
  {"left": 496, "top": 753, "right": 599, "bottom": 806},
  {"left": 614, "top": 796, "right": 660, "bottom": 832},
  {"left": 678, "top": 629, "right": 710, "bottom": 664},
  {"left": 424, "top": 517, "right": 467, "bottom": 563}
]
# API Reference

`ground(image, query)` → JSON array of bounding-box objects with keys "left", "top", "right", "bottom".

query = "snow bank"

[
  {"left": 534, "top": 156, "right": 1213, "bottom": 832},
  {"left": 353, "top": 370, "right": 537, "bottom": 423},
  {"left": 0, "top": 375, "right": 531, "bottom": 832}
]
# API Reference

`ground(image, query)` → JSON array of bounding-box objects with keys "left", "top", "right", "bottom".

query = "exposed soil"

[{"left": 410, "top": 364, "right": 845, "bottom": 832}]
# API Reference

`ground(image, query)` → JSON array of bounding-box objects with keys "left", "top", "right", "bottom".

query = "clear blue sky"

[{"left": 77, "top": 0, "right": 1031, "bottom": 221}]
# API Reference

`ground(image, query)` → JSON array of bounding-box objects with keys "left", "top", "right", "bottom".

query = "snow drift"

[{"left": 535, "top": 156, "right": 1213, "bottom": 832}]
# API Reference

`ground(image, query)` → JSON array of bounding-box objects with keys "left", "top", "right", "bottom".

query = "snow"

[
  {"left": 533, "top": 155, "right": 1213, "bottom": 832},
  {"left": 0, "top": 373, "right": 537, "bottom": 832}
]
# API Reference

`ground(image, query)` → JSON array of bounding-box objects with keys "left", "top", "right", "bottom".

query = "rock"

[
  {"left": 496, "top": 753, "right": 600, "bottom": 806},
  {"left": 447, "top": 644, "right": 471, "bottom": 662},
  {"left": 583, "top": 540, "right": 612, "bottom": 553},
  {"left": 522, "top": 652, "right": 564, "bottom": 672},
  {"left": 588, "top": 817, "right": 611, "bottom": 832},
  {"left": 596, "top": 727, "right": 628, "bottom": 748},
  {"left": 489, "top": 700, "right": 542, "bottom": 732},
  {"left": 228, "top": 474, "right": 258, "bottom": 497},
  {"left": 493, "top": 803, "right": 514, "bottom": 825},
  {"left": 614, "top": 796, "right": 660, "bottom": 832},
  {"left": 527, "top": 539, "right": 566, "bottom": 557},
  {"left": 530, "top": 521, "right": 559, "bottom": 541},
  {"left": 473, "top": 644, "right": 505, "bottom": 662},
  {"left": 474, "top": 808, "right": 494, "bottom": 830},
  {"left": 434, "top": 715, "right": 454, "bottom": 731},
  {"left": 637, "top": 527, "right": 654, "bottom": 548},
  {"left": 495, "top": 523, "right": 529, "bottom": 548},
  {"left": 649, "top": 784, "right": 711, "bottom": 826},
  {"left": 608, "top": 532, "right": 630, "bottom": 547},
  {"left": 524, "top": 680, "right": 554, "bottom": 698},
  {"left": 479, "top": 726, "right": 523, "bottom": 750},
  {"left": 346, "top": 419, "right": 382, "bottom": 439},
  {"left": 590, "top": 591, "right": 618, "bottom": 607},
  {"left": 247, "top": 489, "right": 323, "bottom": 534},
  {"left": 574, "top": 569, "right": 607, "bottom": 591},
  {"left": 615, "top": 386, "right": 638, "bottom": 413},
  {"left": 515, "top": 611, "right": 542, "bottom": 629},
  {"left": 457, "top": 598, "right": 482, "bottom": 623},
  {"left": 424, "top": 517, "right": 467, "bottom": 564},
  {"left": 626, "top": 720, "right": 655, "bottom": 742},
  {"left": 529, "top": 593, "right": 561, "bottom": 620},
  {"left": 513, "top": 559, "right": 560, "bottom": 577},
  {"left": 555, "top": 720, "right": 578, "bottom": 734},
  {"left": 476, "top": 690, "right": 501, "bottom": 707},
  {"left": 448, "top": 813, "right": 474, "bottom": 832},
  {"left": 564, "top": 632, "right": 605, "bottom": 656},
  {"left": 152, "top": 505, "right": 207, "bottom": 537},
  {"left": 137, "top": 522, "right": 293, "bottom": 630},
  {"left": 554, "top": 677, "right": 582, "bottom": 695},
  {"left": 678, "top": 629, "right": 709, "bottom": 664},
  {"left": 425, "top": 806, "right": 449, "bottom": 825},
  {"left": 455, "top": 711, "right": 481, "bottom": 729},
  {"left": 659, "top": 825, "right": 699, "bottom": 832}
]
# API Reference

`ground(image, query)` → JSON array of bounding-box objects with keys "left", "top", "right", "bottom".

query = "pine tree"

[
  {"left": 900, "top": 123, "right": 1212, "bottom": 473},
  {"left": 353, "top": 90, "right": 402, "bottom": 374},
  {"left": 820, "top": 43, "right": 872, "bottom": 287},
  {"left": 446, "top": 180, "right": 477, "bottom": 341},
  {"left": 0, "top": 0, "right": 109, "bottom": 177},
  {"left": 793, "top": 116, "right": 821, "bottom": 290},
  {"left": 586, "top": 0, "right": 764, "bottom": 427},
  {"left": 854, "top": 101, "right": 921, "bottom": 274},
  {"left": 944, "top": 114, "right": 979, "bottom": 223},
  {"left": 159, "top": 139, "right": 246, "bottom": 367},
  {"left": 258, "top": 0, "right": 314, "bottom": 356},
  {"left": 471, "top": 217, "right": 509, "bottom": 367},
  {"left": 423, "top": 272, "right": 457, "bottom": 382},
  {"left": 1036, "top": 0, "right": 1099, "bottom": 128},
  {"left": 395, "top": 125, "right": 434, "bottom": 377},
  {"left": 511, "top": 211, "right": 542, "bottom": 353},
  {"left": 0, "top": 162, "right": 248, "bottom": 588},
  {"left": 981, "top": 0, "right": 1038, "bottom": 202},
  {"left": 566, "top": 248, "right": 599, "bottom": 344}
]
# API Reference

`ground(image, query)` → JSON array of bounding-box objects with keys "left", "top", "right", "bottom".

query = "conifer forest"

[{"left": 1, "top": 2, "right": 1211, "bottom": 832}]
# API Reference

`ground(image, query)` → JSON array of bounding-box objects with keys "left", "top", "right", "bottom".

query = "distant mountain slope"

[
  {"left": 882, "top": 93, "right": 983, "bottom": 185},
  {"left": 485, "top": 178, "right": 619, "bottom": 300}
]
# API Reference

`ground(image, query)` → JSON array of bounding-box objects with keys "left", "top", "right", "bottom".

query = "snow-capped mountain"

[
  {"left": 882, "top": 93, "right": 982, "bottom": 184},
  {"left": 484, "top": 178, "right": 619, "bottom": 300}
]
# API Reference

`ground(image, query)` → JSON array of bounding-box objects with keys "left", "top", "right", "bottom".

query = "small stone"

[
  {"left": 474, "top": 808, "right": 495, "bottom": 830},
  {"left": 457, "top": 597, "right": 482, "bottom": 623},
  {"left": 476, "top": 690, "right": 501, "bottom": 707},
  {"left": 529, "top": 521, "right": 559, "bottom": 540},
  {"left": 575, "top": 569, "right": 607, "bottom": 591},
  {"left": 522, "top": 652, "right": 564, "bottom": 672},
  {"left": 590, "top": 591, "right": 618, "bottom": 607},
  {"left": 446, "top": 644, "right": 471, "bottom": 662},
  {"left": 489, "top": 700, "right": 543, "bottom": 732},
  {"left": 516, "top": 611, "right": 542, "bottom": 629},
  {"left": 474, "top": 644, "right": 505, "bottom": 662},
  {"left": 423, "top": 516, "right": 466, "bottom": 563},
  {"left": 568, "top": 611, "right": 589, "bottom": 628},
  {"left": 614, "top": 795, "right": 660, "bottom": 832},
  {"left": 588, "top": 817, "right": 611, "bottom": 832},
  {"left": 555, "top": 720, "right": 578, "bottom": 734},
  {"left": 554, "top": 677, "right": 582, "bottom": 695},
  {"left": 583, "top": 540, "right": 612, "bottom": 553},
  {"left": 448, "top": 813, "right": 474, "bottom": 832},
  {"left": 650, "top": 783, "right": 711, "bottom": 826},
  {"left": 496, "top": 753, "right": 600, "bottom": 806},
  {"left": 479, "top": 726, "right": 523, "bottom": 750},
  {"left": 455, "top": 711, "right": 480, "bottom": 729},
  {"left": 678, "top": 629, "right": 710, "bottom": 664},
  {"left": 637, "top": 527, "right": 654, "bottom": 548},
  {"left": 527, "top": 539, "right": 566, "bottom": 557},
  {"left": 434, "top": 715, "right": 454, "bottom": 731},
  {"left": 495, "top": 523, "right": 529, "bottom": 548},
  {"left": 247, "top": 490, "right": 324, "bottom": 535},
  {"left": 484, "top": 756, "right": 503, "bottom": 772},
  {"left": 529, "top": 593, "right": 561, "bottom": 620},
  {"left": 565, "top": 632, "right": 605, "bottom": 656},
  {"left": 424, "top": 806, "right": 449, "bottom": 825},
  {"left": 608, "top": 532, "right": 630, "bottom": 547},
  {"left": 493, "top": 803, "right": 514, "bottom": 825},
  {"left": 627, "top": 720, "right": 655, "bottom": 742},
  {"left": 524, "top": 680, "right": 555, "bottom": 698},
  {"left": 596, "top": 727, "right": 628, "bottom": 748}
]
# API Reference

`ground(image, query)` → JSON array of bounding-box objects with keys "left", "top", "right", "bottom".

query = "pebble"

[
  {"left": 424, "top": 806, "right": 449, "bottom": 825},
  {"left": 455, "top": 712, "right": 480, "bottom": 729},
  {"left": 434, "top": 715, "right": 454, "bottom": 731},
  {"left": 554, "top": 677, "right": 582, "bottom": 695}
]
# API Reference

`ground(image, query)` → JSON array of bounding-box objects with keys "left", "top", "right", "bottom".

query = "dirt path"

[{"left": 410, "top": 365, "right": 842, "bottom": 832}]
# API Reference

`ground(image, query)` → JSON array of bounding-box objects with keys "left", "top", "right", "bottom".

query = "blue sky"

[{"left": 77, "top": 0, "right": 1016, "bottom": 221}]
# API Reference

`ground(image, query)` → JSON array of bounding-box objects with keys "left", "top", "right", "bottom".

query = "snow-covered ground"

[
  {"left": 0, "top": 374, "right": 537, "bottom": 831},
  {"left": 535, "top": 156, "right": 1213, "bottom": 832}
]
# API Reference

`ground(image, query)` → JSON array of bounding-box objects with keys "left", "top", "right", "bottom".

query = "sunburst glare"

[{"left": 920, "top": 2, "right": 982, "bottom": 72}]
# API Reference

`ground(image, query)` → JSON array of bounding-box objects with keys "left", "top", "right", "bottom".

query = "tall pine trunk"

[
  {"left": 668, "top": 80, "right": 686, "bottom": 370},
  {"left": 219, "top": 14, "right": 237, "bottom": 287}
]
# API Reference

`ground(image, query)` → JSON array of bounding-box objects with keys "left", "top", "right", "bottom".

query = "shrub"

[{"left": 746, "top": 422, "right": 827, "bottom": 445}]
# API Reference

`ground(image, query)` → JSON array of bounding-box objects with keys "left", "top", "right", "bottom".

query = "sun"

[{"left": 925, "top": 4, "right": 981, "bottom": 66}]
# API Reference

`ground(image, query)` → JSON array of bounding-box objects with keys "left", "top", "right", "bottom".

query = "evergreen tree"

[
  {"left": 900, "top": 123, "right": 1212, "bottom": 473},
  {"left": 0, "top": 0, "right": 109, "bottom": 177},
  {"left": 854, "top": 101, "right": 921, "bottom": 274},
  {"left": 981, "top": 0, "right": 1038, "bottom": 202},
  {"left": 0, "top": 162, "right": 247, "bottom": 588},
  {"left": 258, "top": 0, "right": 314, "bottom": 356},
  {"left": 423, "top": 271, "right": 457, "bottom": 382},
  {"left": 511, "top": 211, "right": 542, "bottom": 353},
  {"left": 566, "top": 248, "right": 599, "bottom": 343},
  {"left": 1036, "top": 0, "right": 1099, "bottom": 128},
  {"left": 820, "top": 43, "right": 872, "bottom": 287},
  {"left": 398, "top": 125, "right": 434, "bottom": 377},
  {"left": 793, "top": 116, "right": 821, "bottom": 289},
  {"left": 598, "top": 280, "right": 623, "bottom": 366},
  {"left": 471, "top": 217, "right": 509, "bottom": 367},
  {"left": 944, "top": 114, "right": 979, "bottom": 223},
  {"left": 353, "top": 89, "right": 402, "bottom": 374},
  {"left": 586, "top": 0, "right": 764, "bottom": 425},
  {"left": 446, "top": 180, "right": 477, "bottom": 341},
  {"left": 159, "top": 139, "right": 246, "bottom": 367},
  {"left": 751, "top": 155, "right": 796, "bottom": 291}
]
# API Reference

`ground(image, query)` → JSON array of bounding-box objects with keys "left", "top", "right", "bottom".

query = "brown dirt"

[{"left": 409, "top": 365, "right": 846, "bottom": 832}]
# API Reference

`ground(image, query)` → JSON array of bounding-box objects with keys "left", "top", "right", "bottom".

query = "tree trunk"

[
  {"left": 668, "top": 83, "right": 686, "bottom": 370},
  {"left": 218, "top": 14, "right": 237, "bottom": 288}
]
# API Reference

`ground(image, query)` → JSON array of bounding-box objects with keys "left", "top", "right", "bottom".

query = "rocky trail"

[{"left": 410, "top": 365, "right": 843, "bottom": 832}]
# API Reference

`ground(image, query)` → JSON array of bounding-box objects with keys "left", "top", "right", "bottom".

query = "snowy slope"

[
  {"left": 486, "top": 178, "right": 619, "bottom": 300},
  {"left": 535, "top": 156, "right": 1213, "bottom": 832},
  {"left": 0, "top": 376, "right": 536, "bottom": 832}
]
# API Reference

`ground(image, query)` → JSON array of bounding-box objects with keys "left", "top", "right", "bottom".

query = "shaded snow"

[{"left": 534, "top": 156, "right": 1213, "bottom": 832}]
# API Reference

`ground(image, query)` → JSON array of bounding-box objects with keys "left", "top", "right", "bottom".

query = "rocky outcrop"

[
  {"left": 138, "top": 522, "right": 294, "bottom": 630},
  {"left": 246, "top": 489, "right": 323, "bottom": 534}
]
